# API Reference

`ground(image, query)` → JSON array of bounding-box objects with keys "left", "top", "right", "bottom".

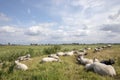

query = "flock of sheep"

[
  {"left": 14, "top": 44, "right": 116, "bottom": 77},
  {"left": 93, "top": 44, "right": 112, "bottom": 53}
]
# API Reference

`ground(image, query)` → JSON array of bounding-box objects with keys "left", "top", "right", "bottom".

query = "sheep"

[
  {"left": 85, "top": 62, "right": 116, "bottom": 77},
  {"left": 85, "top": 63, "right": 93, "bottom": 71},
  {"left": 76, "top": 49, "right": 88, "bottom": 56},
  {"left": 64, "top": 51, "right": 77, "bottom": 56},
  {"left": 41, "top": 57, "right": 60, "bottom": 63},
  {"left": 15, "top": 60, "right": 28, "bottom": 71},
  {"left": 107, "top": 44, "right": 112, "bottom": 48},
  {"left": 93, "top": 47, "right": 101, "bottom": 53},
  {"left": 84, "top": 47, "right": 91, "bottom": 50},
  {"left": 93, "top": 58, "right": 100, "bottom": 62},
  {"left": 77, "top": 55, "right": 93, "bottom": 65},
  {"left": 100, "top": 59, "right": 115, "bottom": 65},
  {"left": 26, "top": 54, "right": 31, "bottom": 58},
  {"left": 102, "top": 46, "right": 107, "bottom": 49},
  {"left": 77, "top": 51, "right": 87, "bottom": 56},
  {"left": 48, "top": 54, "right": 59, "bottom": 59},
  {"left": 56, "top": 52, "right": 66, "bottom": 56},
  {"left": 93, "top": 62, "right": 116, "bottom": 76},
  {"left": 17, "top": 54, "right": 31, "bottom": 61},
  {"left": 0, "top": 62, "right": 3, "bottom": 66}
]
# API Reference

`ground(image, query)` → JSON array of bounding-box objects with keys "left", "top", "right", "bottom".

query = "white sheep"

[
  {"left": 15, "top": 60, "right": 28, "bottom": 71},
  {"left": 64, "top": 51, "right": 76, "bottom": 56},
  {"left": 48, "top": 54, "right": 59, "bottom": 59},
  {"left": 77, "top": 52, "right": 87, "bottom": 56},
  {"left": 77, "top": 55, "right": 93, "bottom": 65},
  {"left": 87, "top": 47, "right": 91, "bottom": 50},
  {"left": 85, "top": 62, "right": 116, "bottom": 77},
  {"left": 94, "top": 62, "right": 116, "bottom": 76},
  {"left": 85, "top": 63, "right": 93, "bottom": 71},
  {"left": 41, "top": 57, "right": 60, "bottom": 63},
  {"left": 85, "top": 58, "right": 99, "bottom": 71},
  {"left": 93, "top": 48, "right": 101, "bottom": 53},
  {"left": 17, "top": 54, "right": 31, "bottom": 61},
  {"left": 77, "top": 49, "right": 88, "bottom": 56},
  {"left": 26, "top": 54, "right": 31, "bottom": 58},
  {"left": 107, "top": 44, "right": 112, "bottom": 48},
  {"left": 56, "top": 52, "right": 66, "bottom": 56}
]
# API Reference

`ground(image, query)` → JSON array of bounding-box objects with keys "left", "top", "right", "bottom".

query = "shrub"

[{"left": 43, "top": 45, "right": 61, "bottom": 55}]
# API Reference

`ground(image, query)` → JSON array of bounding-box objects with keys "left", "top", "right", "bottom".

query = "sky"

[{"left": 0, "top": 0, "right": 120, "bottom": 44}]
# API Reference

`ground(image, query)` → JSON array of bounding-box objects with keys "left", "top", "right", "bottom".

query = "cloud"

[
  {"left": 108, "top": 10, "right": 120, "bottom": 20},
  {"left": 0, "top": 13, "right": 11, "bottom": 22},
  {"left": 100, "top": 24, "right": 120, "bottom": 33},
  {"left": 25, "top": 26, "right": 49, "bottom": 36},
  {"left": 0, "top": 26, "right": 21, "bottom": 33},
  {"left": 25, "top": 23, "right": 56, "bottom": 36}
]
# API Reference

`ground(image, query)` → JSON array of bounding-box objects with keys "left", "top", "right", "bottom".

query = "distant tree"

[{"left": 8, "top": 42, "right": 10, "bottom": 45}]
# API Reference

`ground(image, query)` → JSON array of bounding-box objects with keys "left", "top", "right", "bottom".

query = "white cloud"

[
  {"left": 0, "top": 13, "right": 11, "bottom": 22},
  {"left": 0, "top": 26, "right": 21, "bottom": 33}
]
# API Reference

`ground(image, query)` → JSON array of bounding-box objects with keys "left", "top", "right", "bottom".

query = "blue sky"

[{"left": 0, "top": 0, "right": 120, "bottom": 44}]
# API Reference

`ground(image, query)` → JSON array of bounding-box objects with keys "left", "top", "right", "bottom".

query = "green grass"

[{"left": 0, "top": 44, "right": 120, "bottom": 80}]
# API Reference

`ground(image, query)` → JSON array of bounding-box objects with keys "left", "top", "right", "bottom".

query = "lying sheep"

[
  {"left": 56, "top": 52, "right": 66, "bottom": 56},
  {"left": 76, "top": 49, "right": 88, "bottom": 56},
  {"left": 48, "top": 54, "right": 59, "bottom": 59},
  {"left": 64, "top": 51, "right": 77, "bottom": 56},
  {"left": 77, "top": 52, "right": 87, "bottom": 56},
  {"left": 84, "top": 47, "right": 91, "bottom": 50},
  {"left": 26, "top": 54, "right": 31, "bottom": 58},
  {"left": 41, "top": 57, "right": 61, "bottom": 63},
  {"left": 100, "top": 59, "right": 115, "bottom": 65},
  {"left": 85, "top": 58, "right": 99, "bottom": 71},
  {"left": 0, "top": 62, "right": 3, "bottom": 66},
  {"left": 17, "top": 54, "right": 31, "bottom": 61},
  {"left": 93, "top": 47, "right": 102, "bottom": 53},
  {"left": 102, "top": 46, "right": 107, "bottom": 49},
  {"left": 15, "top": 60, "right": 28, "bottom": 71},
  {"left": 77, "top": 55, "right": 93, "bottom": 65},
  {"left": 85, "top": 62, "right": 116, "bottom": 77},
  {"left": 107, "top": 44, "right": 112, "bottom": 48}
]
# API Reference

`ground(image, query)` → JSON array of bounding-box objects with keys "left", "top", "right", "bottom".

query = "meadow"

[{"left": 0, "top": 44, "right": 120, "bottom": 80}]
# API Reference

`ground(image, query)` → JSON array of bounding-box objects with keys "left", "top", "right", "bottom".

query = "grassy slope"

[{"left": 0, "top": 45, "right": 120, "bottom": 80}]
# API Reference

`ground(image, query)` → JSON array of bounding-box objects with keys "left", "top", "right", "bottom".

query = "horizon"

[
  {"left": 0, "top": 42, "right": 120, "bottom": 45},
  {"left": 0, "top": 0, "right": 120, "bottom": 44}
]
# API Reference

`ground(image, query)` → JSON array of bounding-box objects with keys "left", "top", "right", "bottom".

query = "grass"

[{"left": 0, "top": 44, "right": 120, "bottom": 80}]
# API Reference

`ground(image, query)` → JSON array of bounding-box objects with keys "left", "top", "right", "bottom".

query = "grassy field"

[{"left": 0, "top": 44, "right": 120, "bottom": 80}]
